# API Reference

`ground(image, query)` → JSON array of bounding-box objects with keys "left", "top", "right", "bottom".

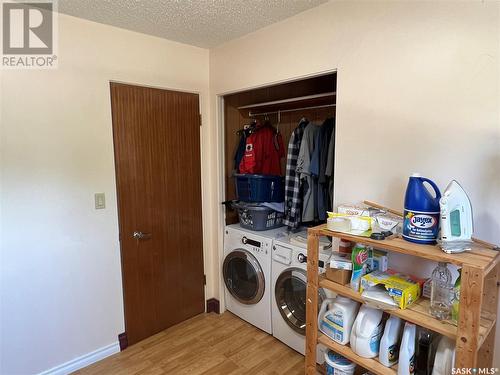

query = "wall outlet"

[{"left": 95, "top": 193, "right": 106, "bottom": 209}]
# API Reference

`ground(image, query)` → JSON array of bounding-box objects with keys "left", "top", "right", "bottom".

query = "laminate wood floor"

[{"left": 75, "top": 312, "right": 305, "bottom": 375}]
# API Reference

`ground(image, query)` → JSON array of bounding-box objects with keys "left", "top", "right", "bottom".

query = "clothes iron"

[{"left": 438, "top": 180, "right": 473, "bottom": 253}]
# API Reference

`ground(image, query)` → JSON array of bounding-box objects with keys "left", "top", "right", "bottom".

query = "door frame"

[
  {"left": 109, "top": 80, "right": 209, "bottom": 323},
  {"left": 215, "top": 69, "right": 338, "bottom": 310}
]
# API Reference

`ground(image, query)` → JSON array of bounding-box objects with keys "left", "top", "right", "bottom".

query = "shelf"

[
  {"left": 318, "top": 333, "right": 397, "bottom": 375},
  {"left": 237, "top": 92, "right": 336, "bottom": 115},
  {"left": 319, "top": 276, "right": 496, "bottom": 345},
  {"left": 478, "top": 311, "right": 497, "bottom": 348},
  {"left": 310, "top": 224, "right": 499, "bottom": 270}
]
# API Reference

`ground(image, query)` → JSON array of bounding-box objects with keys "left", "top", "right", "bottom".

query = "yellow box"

[{"left": 360, "top": 271, "right": 421, "bottom": 309}]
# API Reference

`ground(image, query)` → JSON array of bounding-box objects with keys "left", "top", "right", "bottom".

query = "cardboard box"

[
  {"left": 337, "top": 204, "right": 379, "bottom": 217},
  {"left": 325, "top": 266, "right": 352, "bottom": 286},
  {"left": 330, "top": 252, "right": 352, "bottom": 270}
]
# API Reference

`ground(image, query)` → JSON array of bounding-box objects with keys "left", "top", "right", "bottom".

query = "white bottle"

[
  {"left": 379, "top": 316, "right": 403, "bottom": 367},
  {"left": 318, "top": 296, "right": 360, "bottom": 345},
  {"left": 398, "top": 322, "right": 416, "bottom": 375},
  {"left": 432, "top": 336, "right": 455, "bottom": 375},
  {"left": 350, "top": 305, "right": 384, "bottom": 358}
]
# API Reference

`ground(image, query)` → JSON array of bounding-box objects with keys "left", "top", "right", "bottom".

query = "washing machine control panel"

[{"left": 241, "top": 236, "right": 268, "bottom": 254}]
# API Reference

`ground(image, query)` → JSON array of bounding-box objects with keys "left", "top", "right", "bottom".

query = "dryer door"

[
  {"left": 275, "top": 267, "right": 326, "bottom": 335},
  {"left": 223, "top": 250, "right": 265, "bottom": 305}
]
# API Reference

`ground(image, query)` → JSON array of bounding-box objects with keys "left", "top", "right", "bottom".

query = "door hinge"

[
  {"left": 199, "top": 114, "right": 202, "bottom": 127},
  {"left": 203, "top": 274, "right": 206, "bottom": 285}
]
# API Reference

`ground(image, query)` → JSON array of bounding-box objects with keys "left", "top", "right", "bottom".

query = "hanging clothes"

[
  {"left": 296, "top": 122, "right": 319, "bottom": 222},
  {"left": 234, "top": 120, "right": 258, "bottom": 173},
  {"left": 234, "top": 129, "right": 249, "bottom": 173},
  {"left": 315, "top": 117, "right": 335, "bottom": 220},
  {"left": 261, "top": 126, "right": 285, "bottom": 175},
  {"left": 238, "top": 122, "right": 284, "bottom": 175},
  {"left": 325, "top": 119, "right": 336, "bottom": 209},
  {"left": 283, "top": 118, "right": 309, "bottom": 228}
]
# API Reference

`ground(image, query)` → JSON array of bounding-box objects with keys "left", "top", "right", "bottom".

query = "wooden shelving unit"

[{"left": 305, "top": 224, "right": 499, "bottom": 374}]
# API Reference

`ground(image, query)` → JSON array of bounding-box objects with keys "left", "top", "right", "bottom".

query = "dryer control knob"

[{"left": 298, "top": 253, "right": 307, "bottom": 263}]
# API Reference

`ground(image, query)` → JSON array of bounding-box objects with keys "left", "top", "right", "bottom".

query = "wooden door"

[{"left": 110, "top": 83, "right": 204, "bottom": 345}]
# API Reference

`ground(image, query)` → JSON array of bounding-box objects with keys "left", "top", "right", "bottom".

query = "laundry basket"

[
  {"left": 232, "top": 202, "right": 284, "bottom": 231},
  {"left": 235, "top": 174, "right": 284, "bottom": 202}
]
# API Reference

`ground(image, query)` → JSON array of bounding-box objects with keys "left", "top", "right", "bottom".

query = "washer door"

[
  {"left": 275, "top": 268, "right": 326, "bottom": 335},
  {"left": 223, "top": 249, "right": 265, "bottom": 305}
]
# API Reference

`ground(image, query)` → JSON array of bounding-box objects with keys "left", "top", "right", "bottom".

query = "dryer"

[
  {"left": 223, "top": 224, "right": 286, "bottom": 334},
  {"left": 271, "top": 233, "right": 333, "bottom": 356}
]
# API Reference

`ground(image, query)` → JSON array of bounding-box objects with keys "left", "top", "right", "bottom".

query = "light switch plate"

[{"left": 95, "top": 193, "right": 105, "bottom": 209}]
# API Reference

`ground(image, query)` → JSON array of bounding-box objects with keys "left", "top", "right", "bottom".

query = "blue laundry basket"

[
  {"left": 235, "top": 174, "right": 284, "bottom": 203},
  {"left": 231, "top": 202, "right": 284, "bottom": 231}
]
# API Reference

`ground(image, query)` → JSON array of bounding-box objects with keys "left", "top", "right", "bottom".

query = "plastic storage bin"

[
  {"left": 235, "top": 174, "right": 284, "bottom": 202},
  {"left": 232, "top": 202, "right": 283, "bottom": 231}
]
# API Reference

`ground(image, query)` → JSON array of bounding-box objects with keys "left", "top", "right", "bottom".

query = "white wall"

[
  {"left": 0, "top": 14, "right": 210, "bottom": 375},
  {"left": 209, "top": 0, "right": 500, "bottom": 365},
  {"left": 1, "top": 1, "right": 499, "bottom": 373}
]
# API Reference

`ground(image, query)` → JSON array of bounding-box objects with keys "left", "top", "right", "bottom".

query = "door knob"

[{"left": 132, "top": 231, "right": 151, "bottom": 240}]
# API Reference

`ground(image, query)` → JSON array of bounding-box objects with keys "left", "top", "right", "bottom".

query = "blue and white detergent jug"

[{"left": 403, "top": 173, "right": 441, "bottom": 244}]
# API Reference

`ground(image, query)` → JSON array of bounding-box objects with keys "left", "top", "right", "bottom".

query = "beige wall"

[
  {"left": 1, "top": 1, "right": 499, "bottom": 373},
  {"left": 209, "top": 0, "right": 499, "bottom": 365},
  {"left": 0, "top": 14, "right": 210, "bottom": 374}
]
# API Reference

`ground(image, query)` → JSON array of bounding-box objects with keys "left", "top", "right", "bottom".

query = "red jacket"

[{"left": 239, "top": 125, "right": 284, "bottom": 175}]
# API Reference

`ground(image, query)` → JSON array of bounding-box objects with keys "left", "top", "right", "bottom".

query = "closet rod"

[{"left": 248, "top": 103, "right": 336, "bottom": 118}]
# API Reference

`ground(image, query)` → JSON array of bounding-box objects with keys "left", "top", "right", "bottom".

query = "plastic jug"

[
  {"left": 398, "top": 322, "right": 416, "bottom": 375},
  {"left": 350, "top": 305, "right": 384, "bottom": 358},
  {"left": 318, "top": 296, "right": 360, "bottom": 345},
  {"left": 324, "top": 350, "right": 356, "bottom": 375},
  {"left": 403, "top": 173, "right": 441, "bottom": 244},
  {"left": 431, "top": 336, "right": 455, "bottom": 375},
  {"left": 379, "top": 315, "right": 403, "bottom": 367},
  {"left": 415, "top": 327, "right": 436, "bottom": 375}
]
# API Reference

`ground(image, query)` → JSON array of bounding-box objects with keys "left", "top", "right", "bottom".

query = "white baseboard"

[{"left": 38, "top": 342, "right": 120, "bottom": 375}]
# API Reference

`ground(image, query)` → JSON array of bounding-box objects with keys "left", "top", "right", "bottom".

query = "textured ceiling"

[{"left": 57, "top": 0, "right": 328, "bottom": 48}]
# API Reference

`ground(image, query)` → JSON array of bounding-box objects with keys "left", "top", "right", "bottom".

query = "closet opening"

[{"left": 222, "top": 72, "right": 337, "bottom": 229}]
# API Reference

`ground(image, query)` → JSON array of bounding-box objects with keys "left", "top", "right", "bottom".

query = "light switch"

[{"left": 95, "top": 193, "right": 106, "bottom": 209}]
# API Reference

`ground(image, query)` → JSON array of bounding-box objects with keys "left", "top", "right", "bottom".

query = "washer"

[
  {"left": 223, "top": 224, "right": 287, "bottom": 334},
  {"left": 271, "top": 233, "right": 333, "bottom": 356}
]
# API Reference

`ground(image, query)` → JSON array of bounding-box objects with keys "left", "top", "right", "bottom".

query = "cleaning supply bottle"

[
  {"left": 350, "top": 305, "right": 384, "bottom": 358},
  {"left": 430, "top": 262, "right": 453, "bottom": 320},
  {"left": 403, "top": 173, "right": 441, "bottom": 244},
  {"left": 415, "top": 327, "right": 436, "bottom": 375},
  {"left": 379, "top": 315, "right": 403, "bottom": 367},
  {"left": 324, "top": 350, "right": 357, "bottom": 375},
  {"left": 398, "top": 322, "right": 416, "bottom": 375},
  {"left": 350, "top": 243, "right": 369, "bottom": 292},
  {"left": 318, "top": 297, "right": 360, "bottom": 345},
  {"left": 451, "top": 269, "right": 461, "bottom": 323},
  {"left": 431, "top": 336, "right": 455, "bottom": 375}
]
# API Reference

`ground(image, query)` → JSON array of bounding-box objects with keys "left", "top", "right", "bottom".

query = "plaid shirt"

[{"left": 283, "top": 119, "right": 309, "bottom": 228}]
